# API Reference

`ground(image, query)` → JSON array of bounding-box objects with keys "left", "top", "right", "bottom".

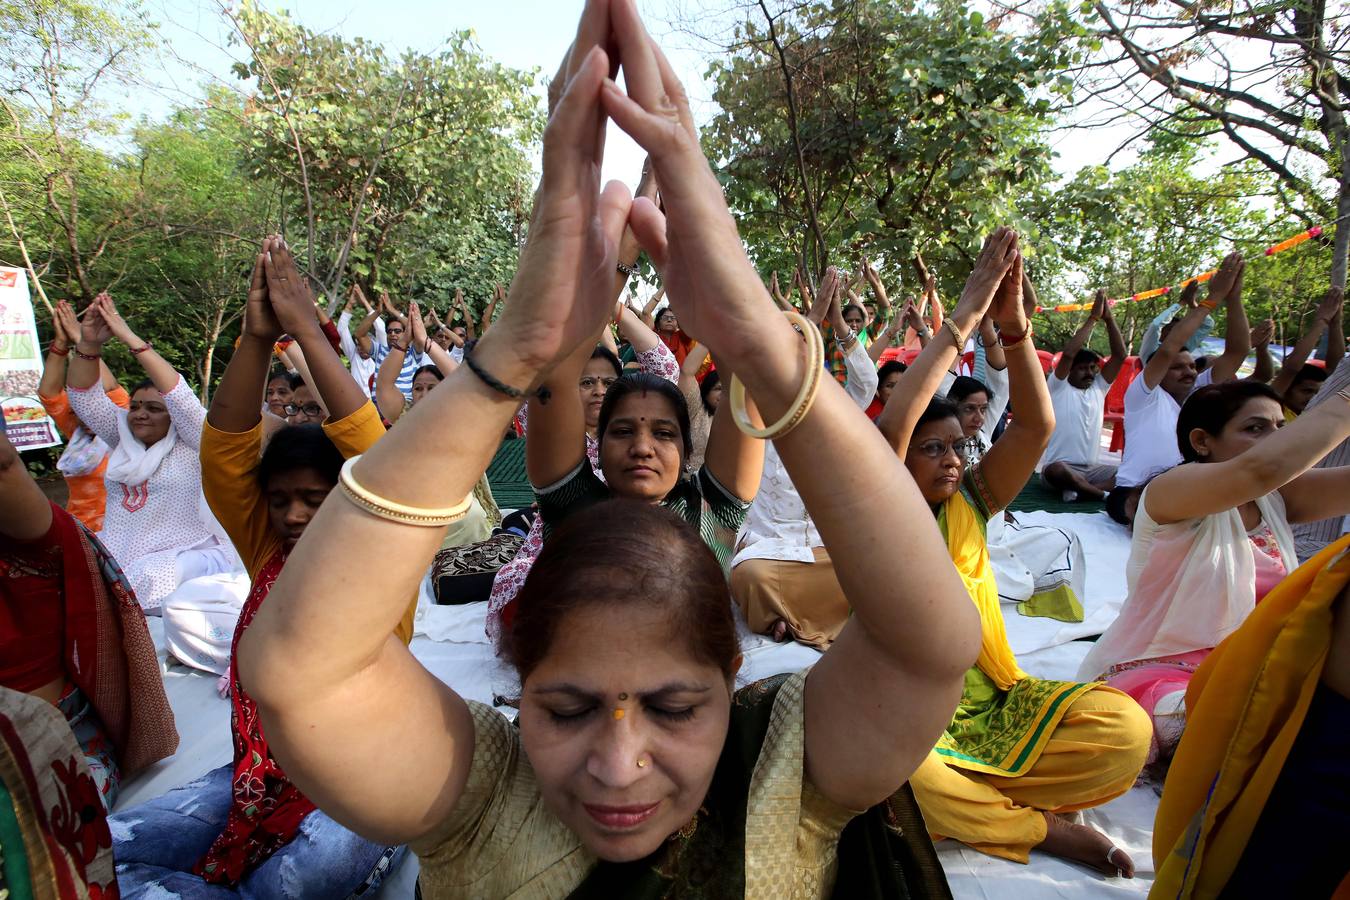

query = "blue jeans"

[{"left": 109, "top": 764, "right": 405, "bottom": 899}]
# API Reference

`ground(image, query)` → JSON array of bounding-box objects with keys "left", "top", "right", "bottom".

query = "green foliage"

[
  {"left": 229, "top": 1, "right": 541, "bottom": 314},
  {"left": 704, "top": 0, "right": 1086, "bottom": 298},
  {"left": 1025, "top": 136, "right": 1330, "bottom": 352}
]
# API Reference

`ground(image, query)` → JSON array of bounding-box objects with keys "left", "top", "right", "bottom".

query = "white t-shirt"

[
  {"left": 1116, "top": 368, "right": 1213, "bottom": 488},
  {"left": 1040, "top": 372, "right": 1110, "bottom": 469}
]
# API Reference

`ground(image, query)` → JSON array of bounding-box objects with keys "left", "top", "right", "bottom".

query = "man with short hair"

[
  {"left": 1108, "top": 253, "right": 1250, "bottom": 526},
  {"left": 1040, "top": 288, "right": 1128, "bottom": 502}
]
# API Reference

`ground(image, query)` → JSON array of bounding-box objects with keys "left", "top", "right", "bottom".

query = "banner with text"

[{"left": 0, "top": 266, "right": 60, "bottom": 450}]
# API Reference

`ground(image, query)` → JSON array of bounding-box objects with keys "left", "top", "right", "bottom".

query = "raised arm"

[
  {"left": 207, "top": 250, "right": 278, "bottom": 434},
  {"left": 454, "top": 288, "right": 476, "bottom": 340},
  {"left": 480, "top": 283, "right": 504, "bottom": 334},
  {"left": 236, "top": 11, "right": 639, "bottom": 842},
  {"left": 1145, "top": 385, "right": 1350, "bottom": 526},
  {"left": 868, "top": 314, "right": 904, "bottom": 364},
  {"left": 876, "top": 233, "right": 1013, "bottom": 454},
  {"left": 861, "top": 253, "right": 893, "bottom": 323},
  {"left": 615, "top": 301, "right": 662, "bottom": 354},
  {"left": 638, "top": 285, "right": 664, "bottom": 328},
  {"left": 407, "top": 301, "right": 459, "bottom": 377},
  {"left": 1101, "top": 296, "right": 1129, "bottom": 383},
  {"left": 525, "top": 159, "right": 658, "bottom": 488},
  {"left": 974, "top": 254, "right": 1055, "bottom": 512},
  {"left": 38, "top": 301, "right": 73, "bottom": 400},
  {"left": 65, "top": 299, "right": 123, "bottom": 445},
  {"left": 266, "top": 238, "right": 372, "bottom": 421},
  {"left": 99, "top": 294, "right": 183, "bottom": 394},
  {"left": 1272, "top": 289, "right": 1342, "bottom": 397},
  {"left": 1247, "top": 319, "right": 1276, "bottom": 384},
  {"left": 1055, "top": 294, "right": 1101, "bottom": 381},
  {"left": 1142, "top": 270, "right": 1227, "bottom": 390},
  {"left": 1206, "top": 253, "right": 1251, "bottom": 384},
  {"left": 599, "top": 8, "right": 978, "bottom": 811},
  {"left": 375, "top": 335, "right": 409, "bottom": 425},
  {"left": 768, "top": 271, "right": 792, "bottom": 312},
  {"left": 978, "top": 313, "right": 1007, "bottom": 373}
]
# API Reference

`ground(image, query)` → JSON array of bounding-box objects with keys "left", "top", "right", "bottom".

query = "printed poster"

[{"left": 0, "top": 266, "right": 61, "bottom": 450}]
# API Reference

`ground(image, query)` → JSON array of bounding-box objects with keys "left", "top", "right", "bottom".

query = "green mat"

[
  {"left": 485, "top": 438, "right": 534, "bottom": 509},
  {"left": 1006, "top": 476, "right": 1105, "bottom": 515}
]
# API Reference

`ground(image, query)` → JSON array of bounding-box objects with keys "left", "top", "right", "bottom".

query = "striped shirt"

[
  {"left": 1293, "top": 358, "right": 1350, "bottom": 561},
  {"left": 371, "top": 333, "right": 426, "bottom": 399}
]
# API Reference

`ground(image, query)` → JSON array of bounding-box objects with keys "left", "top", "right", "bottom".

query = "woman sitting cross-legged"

[
  {"left": 66, "top": 293, "right": 240, "bottom": 613},
  {"left": 109, "top": 237, "right": 407, "bottom": 898},
  {"left": 877, "top": 228, "right": 1151, "bottom": 878},
  {"left": 1078, "top": 379, "right": 1350, "bottom": 764},
  {"left": 234, "top": 6, "right": 981, "bottom": 896}
]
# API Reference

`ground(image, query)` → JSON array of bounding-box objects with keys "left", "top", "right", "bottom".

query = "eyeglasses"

[
  {"left": 578, "top": 376, "right": 618, "bottom": 391},
  {"left": 284, "top": 402, "right": 323, "bottom": 418},
  {"left": 908, "top": 437, "right": 972, "bottom": 459}
]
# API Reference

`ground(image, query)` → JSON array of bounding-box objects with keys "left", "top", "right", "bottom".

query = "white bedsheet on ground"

[{"left": 114, "top": 510, "right": 1156, "bottom": 899}]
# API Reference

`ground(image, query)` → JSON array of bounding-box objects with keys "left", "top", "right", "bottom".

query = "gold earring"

[{"left": 636, "top": 757, "right": 648, "bottom": 769}]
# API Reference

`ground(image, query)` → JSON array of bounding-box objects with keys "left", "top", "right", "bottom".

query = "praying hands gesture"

[{"left": 239, "top": 0, "right": 978, "bottom": 851}]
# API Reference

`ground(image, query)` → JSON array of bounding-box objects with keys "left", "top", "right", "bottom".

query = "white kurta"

[{"left": 68, "top": 377, "right": 237, "bottom": 612}]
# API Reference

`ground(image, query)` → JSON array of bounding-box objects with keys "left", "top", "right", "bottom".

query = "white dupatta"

[
  {"left": 103, "top": 407, "right": 177, "bottom": 487},
  {"left": 1078, "top": 486, "right": 1297, "bottom": 680}
]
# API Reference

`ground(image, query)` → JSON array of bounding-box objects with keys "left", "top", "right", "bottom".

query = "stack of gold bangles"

[
  {"left": 338, "top": 456, "right": 473, "bottom": 527},
  {"left": 728, "top": 310, "right": 825, "bottom": 440}
]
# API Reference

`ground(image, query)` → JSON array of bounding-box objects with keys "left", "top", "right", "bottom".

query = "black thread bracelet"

[{"left": 463, "top": 351, "right": 550, "bottom": 404}]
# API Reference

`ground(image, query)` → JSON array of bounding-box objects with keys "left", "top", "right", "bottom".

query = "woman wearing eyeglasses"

[{"left": 877, "top": 230, "right": 1150, "bottom": 879}]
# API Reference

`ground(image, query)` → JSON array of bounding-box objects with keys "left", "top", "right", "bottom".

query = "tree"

[
  {"left": 0, "top": 0, "right": 155, "bottom": 301},
  {"left": 700, "top": 0, "right": 1081, "bottom": 295},
  {"left": 227, "top": 1, "right": 542, "bottom": 312},
  {"left": 1080, "top": 0, "right": 1350, "bottom": 288}
]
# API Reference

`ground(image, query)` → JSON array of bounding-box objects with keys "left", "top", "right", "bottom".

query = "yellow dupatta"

[
  {"left": 1151, "top": 535, "right": 1350, "bottom": 900},
  {"left": 943, "top": 490, "right": 1027, "bottom": 691}
]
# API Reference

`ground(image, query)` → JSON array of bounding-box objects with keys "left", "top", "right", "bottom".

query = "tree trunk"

[
  {"left": 200, "top": 303, "right": 226, "bottom": 405},
  {"left": 1330, "top": 147, "right": 1350, "bottom": 292}
]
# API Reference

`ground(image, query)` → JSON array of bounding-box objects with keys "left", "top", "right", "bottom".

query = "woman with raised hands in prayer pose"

[
  {"left": 877, "top": 231, "right": 1151, "bottom": 879},
  {"left": 66, "top": 292, "right": 239, "bottom": 613},
  {"left": 110, "top": 236, "right": 408, "bottom": 898},
  {"left": 1078, "top": 378, "right": 1350, "bottom": 764},
  {"left": 236, "top": 3, "right": 980, "bottom": 896}
]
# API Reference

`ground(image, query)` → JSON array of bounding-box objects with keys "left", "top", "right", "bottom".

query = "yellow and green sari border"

[{"left": 935, "top": 677, "right": 1099, "bottom": 777}]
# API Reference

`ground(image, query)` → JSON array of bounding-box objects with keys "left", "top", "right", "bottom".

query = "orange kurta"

[{"left": 39, "top": 387, "right": 130, "bottom": 532}]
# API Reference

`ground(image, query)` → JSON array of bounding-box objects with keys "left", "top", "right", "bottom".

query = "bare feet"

[
  {"left": 769, "top": 619, "right": 789, "bottom": 642},
  {"left": 1039, "top": 812, "right": 1134, "bottom": 878}
]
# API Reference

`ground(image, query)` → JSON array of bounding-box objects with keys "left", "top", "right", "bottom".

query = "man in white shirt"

[
  {"left": 336, "top": 287, "right": 384, "bottom": 399},
  {"left": 1040, "top": 289, "right": 1129, "bottom": 502},
  {"left": 730, "top": 282, "right": 878, "bottom": 648},
  {"left": 1108, "top": 254, "right": 1250, "bottom": 526}
]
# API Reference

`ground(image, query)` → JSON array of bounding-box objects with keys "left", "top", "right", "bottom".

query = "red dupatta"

[
  {"left": 195, "top": 548, "right": 316, "bottom": 886},
  {"left": 55, "top": 502, "right": 178, "bottom": 776}
]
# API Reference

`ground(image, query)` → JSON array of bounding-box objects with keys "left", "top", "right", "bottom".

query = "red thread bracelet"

[{"left": 130, "top": 341, "right": 153, "bottom": 355}]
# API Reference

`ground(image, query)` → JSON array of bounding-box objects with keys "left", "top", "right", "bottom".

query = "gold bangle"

[
  {"left": 1000, "top": 325, "right": 1035, "bottom": 350},
  {"left": 1198, "top": 300, "right": 1218, "bottom": 311},
  {"left": 728, "top": 310, "right": 824, "bottom": 441},
  {"left": 338, "top": 455, "right": 473, "bottom": 527},
  {"left": 942, "top": 317, "right": 965, "bottom": 348}
]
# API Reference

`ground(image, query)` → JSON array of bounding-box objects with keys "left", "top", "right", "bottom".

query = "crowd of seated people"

[{"left": 3, "top": 2, "right": 1349, "bottom": 897}]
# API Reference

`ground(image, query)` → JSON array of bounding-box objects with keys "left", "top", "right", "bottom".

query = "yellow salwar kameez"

[{"left": 910, "top": 470, "right": 1151, "bottom": 862}]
